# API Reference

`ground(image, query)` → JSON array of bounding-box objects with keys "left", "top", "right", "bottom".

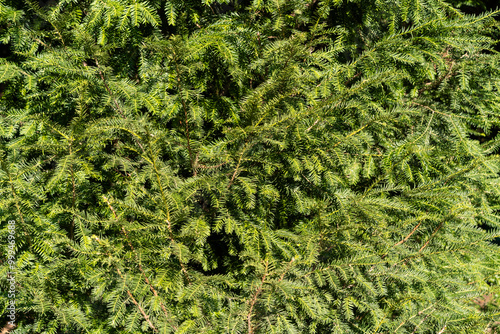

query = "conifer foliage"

[{"left": 1, "top": 0, "right": 500, "bottom": 333}]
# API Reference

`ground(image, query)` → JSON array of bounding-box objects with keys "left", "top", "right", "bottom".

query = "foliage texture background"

[{"left": 1, "top": 0, "right": 500, "bottom": 333}]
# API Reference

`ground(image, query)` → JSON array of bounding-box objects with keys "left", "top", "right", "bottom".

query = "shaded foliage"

[{"left": 1, "top": 0, "right": 500, "bottom": 333}]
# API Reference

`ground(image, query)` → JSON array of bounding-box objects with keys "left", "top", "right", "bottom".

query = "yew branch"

[{"left": 247, "top": 260, "right": 269, "bottom": 334}]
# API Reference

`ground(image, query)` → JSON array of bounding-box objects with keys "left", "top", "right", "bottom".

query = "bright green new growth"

[{"left": 1, "top": 0, "right": 500, "bottom": 333}]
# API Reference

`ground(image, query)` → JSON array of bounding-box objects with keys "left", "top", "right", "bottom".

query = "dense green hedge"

[{"left": 1, "top": 0, "right": 500, "bottom": 333}]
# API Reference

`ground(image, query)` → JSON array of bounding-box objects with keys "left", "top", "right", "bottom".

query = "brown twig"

[
  {"left": 417, "top": 59, "right": 455, "bottom": 96},
  {"left": 103, "top": 197, "right": 176, "bottom": 323},
  {"left": 228, "top": 143, "right": 250, "bottom": 189},
  {"left": 305, "top": 119, "right": 320, "bottom": 132},
  {"left": 344, "top": 71, "right": 362, "bottom": 86},
  {"left": 419, "top": 221, "right": 445, "bottom": 253},
  {"left": 411, "top": 309, "right": 435, "bottom": 334},
  {"left": 247, "top": 260, "right": 269, "bottom": 334},
  {"left": 278, "top": 257, "right": 296, "bottom": 283},
  {"left": 93, "top": 233, "right": 158, "bottom": 332},
  {"left": 103, "top": 196, "right": 118, "bottom": 218},
  {"left": 394, "top": 221, "right": 423, "bottom": 246},
  {"left": 121, "top": 227, "right": 178, "bottom": 330},
  {"left": 116, "top": 267, "right": 158, "bottom": 333}
]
